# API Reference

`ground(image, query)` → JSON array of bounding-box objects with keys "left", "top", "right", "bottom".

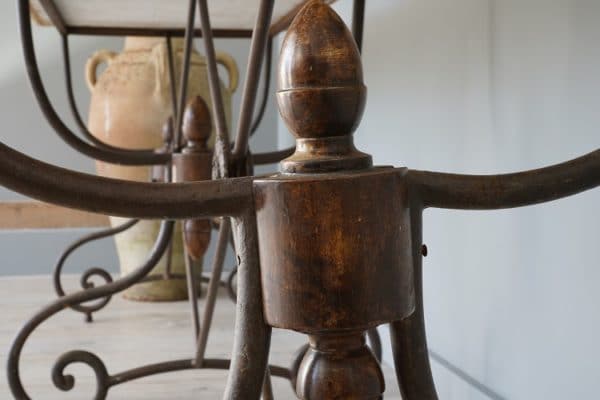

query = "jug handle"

[
  {"left": 85, "top": 50, "right": 117, "bottom": 92},
  {"left": 216, "top": 52, "right": 239, "bottom": 94}
]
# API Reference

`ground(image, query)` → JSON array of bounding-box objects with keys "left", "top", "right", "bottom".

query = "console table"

[{"left": 3, "top": 1, "right": 599, "bottom": 399}]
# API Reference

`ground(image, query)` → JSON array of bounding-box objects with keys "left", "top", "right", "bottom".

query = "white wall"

[
  {"left": 281, "top": 1, "right": 598, "bottom": 399},
  {"left": 0, "top": 1, "right": 279, "bottom": 275}
]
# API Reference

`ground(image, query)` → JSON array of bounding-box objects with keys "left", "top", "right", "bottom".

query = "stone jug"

[{"left": 86, "top": 37, "right": 238, "bottom": 301}]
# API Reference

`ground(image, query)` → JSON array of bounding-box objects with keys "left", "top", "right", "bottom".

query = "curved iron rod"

[
  {"left": 61, "top": 35, "right": 163, "bottom": 157},
  {"left": 17, "top": 0, "right": 169, "bottom": 166},
  {"left": 0, "top": 139, "right": 253, "bottom": 219},
  {"left": 390, "top": 206, "right": 439, "bottom": 400},
  {"left": 7, "top": 220, "right": 174, "bottom": 399},
  {"left": 408, "top": 149, "right": 600, "bottom": 210},
  {"left": 232, "top": 0, "right": 275, "bottom": 160},
  {"left": 53, "top": 218, "right": 140, "bottom": 322},
  {"left": 252, "top": 146, "right": 296, "bottom": 165},
  {"left": 50, "top": 353, "right": 291, "bottom": 400},
  {"left": 106, "top": 358, "right": 290, "bottom": 388},
  {"left": 197, "top": 0, "right": 232, "bottom": 178},
  {"left": 249, "top": 37, "right": 273, "bottom": 137}
]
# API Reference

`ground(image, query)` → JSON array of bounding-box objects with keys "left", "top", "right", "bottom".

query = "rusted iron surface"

[
  {"left": 390, "top": 205, "right": 439, "bottom": 400},
  {"left": 8, "top": 221, "right": 174, "bottom": 399},
  {"left": 53, "top": 218, "right": 139, "bottom": 323},
  {"left": 408, "top": 150, "right": 600, "bottom": 210},
  {"left": 224, "top": 212, "right": 272, "bottom": 400},
  {"left": 0, "top": 138, "right": 253, "bottom": 219}
]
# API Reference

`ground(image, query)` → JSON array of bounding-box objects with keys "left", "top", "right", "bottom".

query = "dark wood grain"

[
  {"left": 254, "top": 168, "right": 414, "bottom": 333},
  {"left": 173, "top": 97, "right": 213, "bottom": 260},
  {"left": 276, "top": 0, "right": 371, "bottom": 174},
  {"left": 256, "top": 2, "right": 413, "bottom": 398}
]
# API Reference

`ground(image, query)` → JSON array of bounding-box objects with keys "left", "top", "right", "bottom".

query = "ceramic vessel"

[{"left": 86, "top": 37, "right": 238, "bottom": 301}]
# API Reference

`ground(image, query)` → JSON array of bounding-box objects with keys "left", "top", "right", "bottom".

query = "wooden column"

[
  {"left": 172, "top": 96, "right": 213, "bottom": 260},
  {"left": 253, "top": 2, "right": 415, "bottom": 398}
]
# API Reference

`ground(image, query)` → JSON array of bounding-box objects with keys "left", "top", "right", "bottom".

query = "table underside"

[{"left": 30, "top": 0, "right": 336, "bottom": 36}]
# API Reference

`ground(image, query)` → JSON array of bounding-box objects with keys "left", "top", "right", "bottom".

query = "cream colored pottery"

[{"left": 86, "top": 37, "right": 238, "bottom": 301}]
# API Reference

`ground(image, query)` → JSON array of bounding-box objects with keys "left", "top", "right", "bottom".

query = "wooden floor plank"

[{"left": 0, "top": 275, "right": 401, "bottom": 399}]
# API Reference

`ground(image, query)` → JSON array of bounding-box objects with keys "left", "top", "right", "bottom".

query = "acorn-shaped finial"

[
  {"left": 277, "top": 1, "right": 372, "bottom": 173},
  {"left": 182, "top": 96, "right": 211, "bottom": 152}
]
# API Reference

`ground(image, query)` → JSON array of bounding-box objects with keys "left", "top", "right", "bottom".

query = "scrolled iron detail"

[
  {"left": 53, "top": 219, "right": 139, "bottom": 322},
  {"left": 51, "top": 350, "right": 110, "bottom": 400},
  {"left": 7, "top": 221, "right": 174, "bottom": 400}
]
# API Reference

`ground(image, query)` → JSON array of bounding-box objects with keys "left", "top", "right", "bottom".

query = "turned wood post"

[
  {"left": 254, "top": 2, "right": 415, "bottom": 398},
  {"left": 172, "top": 96, "right": 213, "bottom": 260}
]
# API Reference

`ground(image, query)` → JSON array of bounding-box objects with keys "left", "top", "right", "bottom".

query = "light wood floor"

[{"left": 0, "top": 275, "right": 401, "bottom": 399}]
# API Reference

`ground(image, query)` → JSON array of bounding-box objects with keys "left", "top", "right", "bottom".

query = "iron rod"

[
  {"left": 250, "top": 37, "right": 273, "bottom": 136},
  {"left": 185, "top": 251, "right": 201, "bottom": 339},
  {"left": 352, "top": 0, "right": 366, "bottom": 53},
  {"left": 196, "top": 0, "right": 232, "bottom": 178},
  {"left": 408, "top": 149, "right": 600, "bottom": 210},
  {"left": 232, "top": 0, "right": 276, "bottom": 159},
  {"left": 173, "top": 0, "right": 198, "bottom": 150},
  {"left": 224, "top": 212, "right": 272, "bottom": 399},
  {"left": 166, "top": 36, "right": 180, "bottom": 122},
  {"left": 390, "top": 206, "right": 439, "bottom": 400},
  {"left": 53, "top": 218, "right": 139, "bottom": 322},
  {"left": 195, "top": 218, "right": 232, "bottom": 366},
  {"left": 8, "top": 221, "right": 175, "bottom": 399},
  {"left": 108, "top": 358, "right": 290, "bottom": 387},
  {"left": 0, "top": 139, "right": 253, "bottom": 219},
  {"left": 17, "top": 0, "right": 169, "bottom": 166},
  {"left": 62, "top": 35, "right": 166, "bottom": 159}
]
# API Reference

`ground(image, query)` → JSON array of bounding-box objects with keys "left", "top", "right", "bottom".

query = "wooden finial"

[
  {"left": 173, "top": 96, "right": 213, "bottom": 261},
  {"left": 182, "top": 96, "right": 211, "bottom": 153},
  {"left": 277, "top": 0, "right": 372, "bottom": 173}
]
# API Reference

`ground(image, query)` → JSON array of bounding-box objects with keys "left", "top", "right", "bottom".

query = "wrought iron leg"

[
  {"left": 7, "top": 221, "right": 174, "bottom": 399},
  {"left": 185, "top": 250, "right": 202, "bottom": 339},
  {"left": 195, "top": 218, "right": 232, "bottom": 365},
  {"left": 224, "top": 212, "right": 272, "bottom": 400},
  {"left": 389, "top": 206, "right": 439, "bottom": 399}
]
